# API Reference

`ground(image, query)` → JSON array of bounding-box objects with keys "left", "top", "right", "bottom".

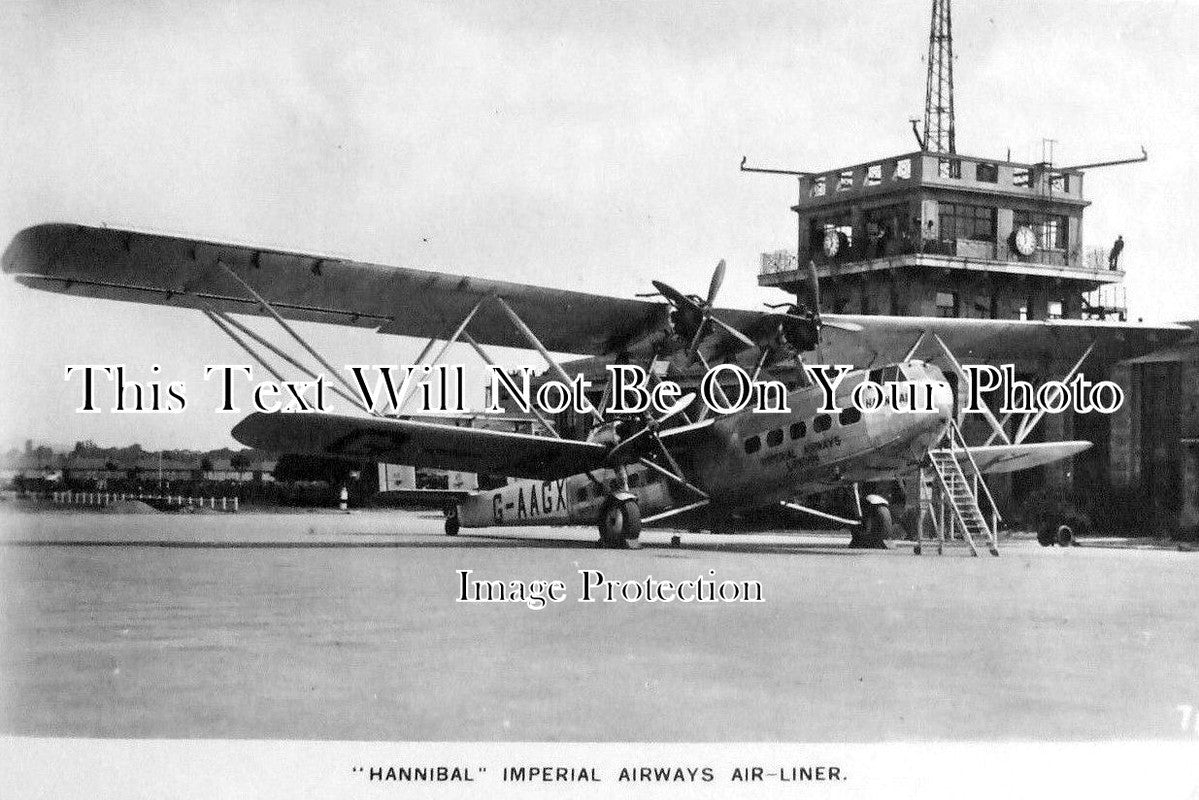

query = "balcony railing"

[{"left": 760, "top": 239, "right": 1104, "bottom": 275}]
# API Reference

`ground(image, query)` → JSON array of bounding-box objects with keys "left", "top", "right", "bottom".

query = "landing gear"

[
  {"left": 598, "top": 497, "right": 641, "bottom": 549},
  {"left": 1038, "top": 514, "right": 1087, "bottom": 547},
  {"left": 850, "top": 503, "right": 892, "bottom": 549},
  {"left": 444, "top": 506, "right": 460, "bottom": 536}
]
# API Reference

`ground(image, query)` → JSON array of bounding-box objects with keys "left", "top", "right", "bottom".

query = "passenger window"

[
  {"left": 766, "top": 429, "right": 784, "bottom": 447},
  {"left": 790, "top": 421, "right": 806, "bottom": 439},
  {"left": 744, "top": 435, "right": 761, "bottom": 454},
  {"left": 840, "top": 407, "right": 862, "bottom": 425},
  {"left": 814, "top": 414, "right": 832, "bottom": 433}
]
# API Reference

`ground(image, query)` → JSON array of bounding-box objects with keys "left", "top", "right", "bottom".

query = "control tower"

[{"left": 757, "top": 150, "right": 1126, "bottom": 322}]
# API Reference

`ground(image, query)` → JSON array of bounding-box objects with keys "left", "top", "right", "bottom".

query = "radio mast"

[{"left": 922, "top": 0, "right": 955, "bottom": 154}]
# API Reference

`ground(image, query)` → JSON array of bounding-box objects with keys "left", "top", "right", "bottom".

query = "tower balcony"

[{"left": 760, "top": 248, "right": 1125, "bottom": 293}]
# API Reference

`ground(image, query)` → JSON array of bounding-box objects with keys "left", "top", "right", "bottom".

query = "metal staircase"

[{"left": 917, "top": 420, "right": 1001, "bottom": 556}]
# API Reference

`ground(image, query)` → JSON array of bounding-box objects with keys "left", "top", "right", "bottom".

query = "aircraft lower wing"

[
  {"left": 231, "top": 412, "right": 609, "bottom": 481},
  {"left": 953, "top": 441, "right": 1092, "bottom": 474}
]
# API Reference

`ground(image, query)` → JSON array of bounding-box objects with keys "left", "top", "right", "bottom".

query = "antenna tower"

[{"left": 922, "top": 0, "right": 955, "bottom": 154}]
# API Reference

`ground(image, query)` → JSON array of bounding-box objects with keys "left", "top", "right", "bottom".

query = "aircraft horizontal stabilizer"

[{"left": 953, "top": 440, "right": 1092, "bottom": 475}]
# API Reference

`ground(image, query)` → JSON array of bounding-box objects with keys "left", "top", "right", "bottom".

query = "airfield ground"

[{"left": 0, "top": 508, "right": 1196, "bottom": 741}]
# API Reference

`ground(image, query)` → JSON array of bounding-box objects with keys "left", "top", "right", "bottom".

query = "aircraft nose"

[{"left": 934, "top": 380, "right": 954, "bottom": 421}]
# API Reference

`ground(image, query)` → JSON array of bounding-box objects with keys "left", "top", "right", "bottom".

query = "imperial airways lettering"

[
  {"left": 618, "top": 766, "right": 715, "bottom": 782},
  {"left": 503, "top": 766, "right": 600, "bottom": 782}
]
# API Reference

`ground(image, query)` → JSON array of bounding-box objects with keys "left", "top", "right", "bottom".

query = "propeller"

[
  {"left": 758, "top": 261, "right": 863, "bottom": 367},
  {"left": 607, "top": 391, "right": 696, "bottom": 462},
  {"left": 648, "top": 260, "right": 755, "bottom": 359}
]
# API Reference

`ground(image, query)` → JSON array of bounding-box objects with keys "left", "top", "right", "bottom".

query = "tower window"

[
  {"left": 939, "top": 203, "right": 996, "bottom": 242},
  {"left": 936, "top": 291, "right": 959, "bottom": 318},
  {"left": 1015, "top": 210, "right": 1068, "bottom": 250}
]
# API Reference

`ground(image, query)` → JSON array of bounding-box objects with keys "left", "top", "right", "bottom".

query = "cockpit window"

[{"left": 872, "top": 364, "right": 902, "bottom": 383}]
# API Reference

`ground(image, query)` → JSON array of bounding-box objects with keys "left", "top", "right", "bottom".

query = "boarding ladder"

[{"left": 918, "top": 420, "right": 1002, "bottom": 557}]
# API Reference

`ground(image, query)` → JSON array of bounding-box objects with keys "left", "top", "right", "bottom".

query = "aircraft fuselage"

[{"left": 457, "top": 361, "right": 953, "bottom": 529}]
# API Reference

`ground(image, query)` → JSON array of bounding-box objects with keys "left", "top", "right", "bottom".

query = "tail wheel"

[
  {"left": 850, "top": 503, "right": 891, "bottom": 549},
  {"left": 598, "top": 498, "right": 641, "bottom": 549},
  {"left": 444, "top": 506, "right": 460, "bottom": 536}
]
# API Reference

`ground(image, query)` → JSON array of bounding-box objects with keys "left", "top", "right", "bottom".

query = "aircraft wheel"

[
  {"left": 1036, "top": 527, "right": 1055, "bottom": 547},
  {"left": 598, "top": 498, "right": 641, "bottom": 549},
  {"left": 444, "top": 506, "right": 460, "bottom": 536},
  {"left": 850, "top": 504, "right": 891, "bottom": 549},
  {"left": 1055, "top": 523, "right": 1074, "bottom": 547}
]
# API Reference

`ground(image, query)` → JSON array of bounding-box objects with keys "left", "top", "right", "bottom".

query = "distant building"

[{"left": 1109, "top": 327, "right": 1199, "bottom": 532}]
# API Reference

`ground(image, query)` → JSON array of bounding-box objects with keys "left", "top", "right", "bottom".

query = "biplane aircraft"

[{"left": 4, "top": 223, "right": 1188, "bottom": 550}]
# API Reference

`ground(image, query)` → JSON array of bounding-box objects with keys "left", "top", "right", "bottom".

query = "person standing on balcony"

[{"left": 1109, "top": 235, "right": 1124, "bottom": 269}]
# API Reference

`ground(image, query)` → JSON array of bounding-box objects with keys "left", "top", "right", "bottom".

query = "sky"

[{"left": 1, "top": 0, "right": 1196, "bottom": 451}]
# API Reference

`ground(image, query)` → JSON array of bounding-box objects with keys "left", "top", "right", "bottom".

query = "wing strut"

[
  {"left": 218, "top": 260, "right": 363, "bottom": 404},
  {"left": 397, "top": 296, "right": 487, "bottom": 414},
  {"left": 208, "top": 310, "right": 366, "bottom": 412},
  {"left": 1013, "top": 340, "right": 1096, "bottom": 444},
  {"left": 494, "top": 295, "right": 605, "bottom": 425},
  {"left": 902, "top": 331, "right": 927, "bottom": 363},
  {"left": 203, "top": 310, "right": 288, "bottom": 386},
  {"left": 780, "top": 501, "right": 862, "bottom": 527},
  {"left": 932, "top": 334, "right": 1011, "bottom": 445},
  {"left": 461, "top": 332, "right": 559, "bottom": 439},
  {"left": 642, "top": 499, "right": 711, "bottom": 525}
]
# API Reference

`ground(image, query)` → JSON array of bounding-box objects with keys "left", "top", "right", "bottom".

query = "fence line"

[{"left": 51, "top": 491, "right": 239, "bottom": 512}]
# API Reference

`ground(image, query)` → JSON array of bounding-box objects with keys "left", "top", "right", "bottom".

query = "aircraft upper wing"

[
  {"left": 3, "top": 222, "right": 1188, "bottom": 369},
  {"left": 1, "top": 222, "right": 715, "bottom": 355},
  {"left": 816, "top": 314, "right": 1189, "bottom": 373},
  {"left": 231, "top": 411, "right": 609, "bottom": 481}
]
